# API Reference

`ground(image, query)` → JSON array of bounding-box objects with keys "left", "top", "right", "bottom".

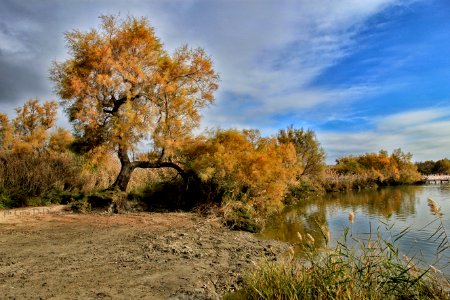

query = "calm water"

[{"left": 261, "top": 185, "right": 450, "bottom": 274}]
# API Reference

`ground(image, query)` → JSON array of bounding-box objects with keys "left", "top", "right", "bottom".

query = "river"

[{"left": 261, "top": 184, "right": 450, "bottom": 274}]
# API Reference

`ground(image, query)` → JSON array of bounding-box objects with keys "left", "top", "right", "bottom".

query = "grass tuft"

[{"left": 226, "top": 210, "right": 450, "bottom": 300}]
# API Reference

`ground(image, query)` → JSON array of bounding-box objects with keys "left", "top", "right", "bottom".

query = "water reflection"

[{"left": 261, "top": 185, "right": 450, "bottom": 274}]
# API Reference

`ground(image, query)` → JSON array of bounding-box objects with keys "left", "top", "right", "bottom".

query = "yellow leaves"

[
  {"left": 11, "top": 140, "right": 33, "bottom": 154},
  {"left": 95, "top": 74, "right": 113, "bottom": 86},
  {"left": 199, "top": 167, "right": 216, "bottom": 181},
  {"left": 277, "top": 126, "right": 325, "bottom": 178},
  {"left": 186, "top": 129, "right": 298, "bottom": 213},
  {"left": 163, "top": 83, "right": 177, "bottom": 94},
  {"left": 49, "top": 128, "right": 74, "bottom": 153},
  {"left": 13, "top": 99, "right": 57, "bottom": 135},
  {"left": 14, "top": 99, "right": 57, "bottom": 145},
  {"left": 0, "top": 99, "right": 70, "bottom": 156},
  {"left": 50, "top": 15, "right": 219, "bottom": 158},
  {"left": 56, "top": 15, "right": 162, "bottom": 101},
  {"left": 109, "top": 99, "right": 153, "bottom": 150},
  {"left": 201, "top": 92, "right": 214, "bottom": 102},
  {"left": 335, "top": 149, "right": 421, "bottom": 185},
  {"left": 391, "top": 165, "right": 401, "bottom": 181},
  {"left": 158, "top": 46, "right": 218, "bottom": 109},
  {"left": 84, "top": 146, "right": 116, "bottom": 169}
]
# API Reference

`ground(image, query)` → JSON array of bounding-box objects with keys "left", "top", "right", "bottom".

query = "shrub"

[
  {"left": 181, "top": 129, "right": 298, "bottom": 226},
  {"left": 0, "top": 99, "right": 93, "bottom": 207},
  {"left": 0, "top": 151, "right": 87, "bottom": 207},
  {"left": 70, "top": 197, "right": 91, "bottom": 213}
]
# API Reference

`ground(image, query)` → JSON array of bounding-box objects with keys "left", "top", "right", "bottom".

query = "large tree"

[{"left": 51, "top": 15, "right": 219, "bottom": 191}]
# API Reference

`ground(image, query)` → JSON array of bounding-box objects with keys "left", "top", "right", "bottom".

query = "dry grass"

[{"left": 0, "top": 152, "right": 86, "bottom": 207}]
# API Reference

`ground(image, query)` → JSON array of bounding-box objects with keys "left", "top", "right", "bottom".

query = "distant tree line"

[
  {"left": 321, "top": 149, "right": 421, "bottom": 192},
  {"left": 415, "top": 159, "right": 450, "bottom": 175}
]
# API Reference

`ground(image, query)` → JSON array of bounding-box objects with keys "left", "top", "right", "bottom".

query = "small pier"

[{"left": 423, "top": 175, "right": 450, "bottom": 184}]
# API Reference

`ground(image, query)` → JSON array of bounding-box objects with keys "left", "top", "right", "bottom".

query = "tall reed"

[{"left": 227, "top": 206, "right": 450, "bottom": 300}]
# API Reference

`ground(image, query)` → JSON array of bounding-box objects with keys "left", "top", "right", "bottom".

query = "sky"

[{"left": 0, "top": 0, "right": 449, "bottom": 163}]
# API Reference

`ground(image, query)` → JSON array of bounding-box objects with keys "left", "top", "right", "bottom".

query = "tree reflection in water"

[{"left": 262, "top": 186, "right": 423, "bottom": 254}]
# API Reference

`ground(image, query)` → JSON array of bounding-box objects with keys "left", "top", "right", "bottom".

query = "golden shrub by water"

[{"left": 183, "top": 129, "right": 299, "bottom": 215}]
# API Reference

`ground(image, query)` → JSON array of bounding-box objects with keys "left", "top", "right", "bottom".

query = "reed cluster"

[{"left": 227, "top": 207, "right": 449, "bottom": 300}]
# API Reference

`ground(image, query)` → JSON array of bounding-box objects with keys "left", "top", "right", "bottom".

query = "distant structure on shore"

[{"left": 423, "top": 174, "right": 450, "bottom": 184}]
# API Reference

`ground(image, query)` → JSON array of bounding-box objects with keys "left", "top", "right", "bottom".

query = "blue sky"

[{"left": 0, "top": 0, "right": 449, "bottom": 162}]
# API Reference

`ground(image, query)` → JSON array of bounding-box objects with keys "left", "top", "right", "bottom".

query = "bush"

[
  {"left": 0, "top": 151, "right": 89, "bottom": 208},
  {"left": 68, "top": 190, "right": 144, "bottom": 213},
  {"left": 286, "top": 176, "right": 325, "bottom": 203},
  {"left": 180, "top": 129, "right": 298, "bottom": 228},
  {"left": 70, "top": 197, "right": 91, "bottom": 213},
  {"left": 222, "top": 201, "right": 261, "bottom": 233},
  {"left": 0, "top": 99, "right": 106, "bottom": 207}
]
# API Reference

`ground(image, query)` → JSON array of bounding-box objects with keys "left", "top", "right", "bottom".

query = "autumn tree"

[
  {"left": 334, "top": 149, "right": 421, "bottom": 186},
  {"left": 0, "top": 99, "right": 81, "bottom": 206},
  {"left": 0, "top": 99, "right": 63, "bottom": 154},
  {"left": 50, "top": 15, "right": 219, "bottom": 191},
  {"left": 0, "top": 113, "right": 13, "bottom": 150},
  {"left": 277, "top": 126, "right": 325, "bottom": 179},
  {"left": 14, "top": 99, "right": 58, "bottom": 153},
  {"left": 390, "top": 148, "right": 421, "bottom": 183}
]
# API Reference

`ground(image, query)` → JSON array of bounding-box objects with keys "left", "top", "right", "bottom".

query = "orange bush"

[{"left": 182, "top": 129, "right": 298, "bottom": 214}]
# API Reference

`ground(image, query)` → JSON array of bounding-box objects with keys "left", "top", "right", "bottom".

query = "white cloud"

[
  {"left": 378, "top": 108, "right": 450, "bottom": 129},
  {"left": 170, "top": 0, "right": 416, "bottom": 128},
  {"left": 318, "top": 107, "right": 450, "bottom": 163},
  {"left": 0, "top": 31, "right": 27, "bottom": 56}
]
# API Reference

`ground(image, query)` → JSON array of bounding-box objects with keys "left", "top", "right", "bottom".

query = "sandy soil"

[{"left": 0, "top": 206, "right": 287, "bottom": 299}]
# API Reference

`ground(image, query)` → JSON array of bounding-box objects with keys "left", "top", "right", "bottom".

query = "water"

[{"left": 261, "top": 185, "right": 450, "bottom": 274}]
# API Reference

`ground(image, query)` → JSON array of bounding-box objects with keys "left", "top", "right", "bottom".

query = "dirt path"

[{"left": 0, "top": 206, "right": 287, "bottom": 299}]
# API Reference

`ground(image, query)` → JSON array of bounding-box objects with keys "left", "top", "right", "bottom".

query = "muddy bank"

[{"left": 0, "top": 206, "right": 288, "bottom": 299}]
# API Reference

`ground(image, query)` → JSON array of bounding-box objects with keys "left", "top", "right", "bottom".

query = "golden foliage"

[
  {"left": 183, "top": 129, "right": 298, "bottom": 214},
  {"left": 0, "top": 99, "right": 89, "bottom": 203},
  {"left": 49, "top": 128, "right": 74, "bottom": 153},
  {"left": 333, "top": 149, "right": 421, "bottom": 188},
  {"left": 50, "top": 15, "right": 219, "bottom": 191},
  {"left": 0, "top": 99, "right": 60, "bottom": 154},
  {"left": 0, "top": 113, "right": 13, "bottom": 149},
  {"left": 51, "top": 15, "right": 219, "bottom": 156}
]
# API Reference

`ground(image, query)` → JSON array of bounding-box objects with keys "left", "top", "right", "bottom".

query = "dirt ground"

[{"left": 0, "top": 205, "right": 288, "bottom": 299}]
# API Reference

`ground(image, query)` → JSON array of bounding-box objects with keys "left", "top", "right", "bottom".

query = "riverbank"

[{"left": 0, "top": 206, "right": 288, "bottom": 299}]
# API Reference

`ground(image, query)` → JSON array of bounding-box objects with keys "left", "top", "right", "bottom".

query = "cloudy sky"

[{"left": 0, "top": 0, "right": 449, "bottom": 162}]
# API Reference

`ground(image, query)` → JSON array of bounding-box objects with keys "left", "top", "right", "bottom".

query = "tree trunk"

[
  {"left": 109, "top": 145, "right": 188, "bottom": 192},
  {"left": 110, "top": 145, "right": 133, "bottom": 191},
  {"left": 111, "top": 161, "right": 134, "bottom": 191}
]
